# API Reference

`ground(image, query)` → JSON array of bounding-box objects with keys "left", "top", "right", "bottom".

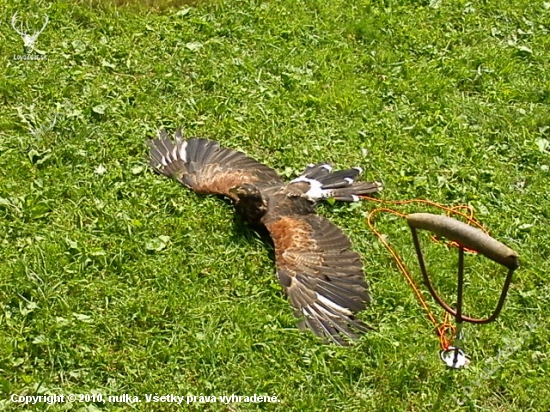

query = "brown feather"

[
  {"left": 263, "top": 213, "right": 371, "bottom": 345},
  {"left": 194, "top": 170, "right": 260, "bottom": 199},
  {"left": 148, "top": 134, "right": 283, "bottom": 200}
]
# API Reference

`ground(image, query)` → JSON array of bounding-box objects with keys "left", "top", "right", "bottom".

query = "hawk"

[{"left": 148, "top": 130, "right": 382, "bottom": 345}]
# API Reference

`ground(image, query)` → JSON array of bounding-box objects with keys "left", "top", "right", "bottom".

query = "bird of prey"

[{"left": 148, "top": 130, "right": 382, "bottom": 345}]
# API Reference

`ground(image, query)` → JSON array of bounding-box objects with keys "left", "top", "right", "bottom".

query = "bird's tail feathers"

[
  {"left": 293, "top": 163, "right": 382, "bottom": 202},
  {"left": 330, "top": 182, "right": 382, "bottom": 201}
]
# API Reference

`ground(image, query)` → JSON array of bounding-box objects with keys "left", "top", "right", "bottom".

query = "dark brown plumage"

[{"left": 148, "top": 129, "right": 382, "bottom": 345}]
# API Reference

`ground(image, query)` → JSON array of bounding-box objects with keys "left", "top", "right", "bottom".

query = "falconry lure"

[{"left": 148, "top": 130, "right": 382, "bottom": 345}]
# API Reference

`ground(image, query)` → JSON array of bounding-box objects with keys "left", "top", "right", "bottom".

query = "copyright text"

[{"left": 9, "top": 393, "right": 281, "bottom": 405}]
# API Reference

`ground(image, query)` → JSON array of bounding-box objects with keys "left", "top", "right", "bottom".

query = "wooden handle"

[{"left": 407, "top": 213, "right": 519, "bottom": 270}]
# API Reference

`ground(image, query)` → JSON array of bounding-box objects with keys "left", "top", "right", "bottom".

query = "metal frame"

[{"left": 410, "top": 227, "right": 517, "bottom": 325}]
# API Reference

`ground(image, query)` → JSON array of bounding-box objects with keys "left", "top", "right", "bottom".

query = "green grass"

[{"left": 1, "top": 0, "right": 549, "bottom": 410}]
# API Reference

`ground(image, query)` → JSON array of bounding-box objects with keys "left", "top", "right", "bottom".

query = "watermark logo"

[{"left": 11, "top": 12, "right": 49, "bottom": 61}]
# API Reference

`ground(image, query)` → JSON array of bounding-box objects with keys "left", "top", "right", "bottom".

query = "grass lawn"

[{"left": 1, "top": 0, "right": 549, "bottom": 410}]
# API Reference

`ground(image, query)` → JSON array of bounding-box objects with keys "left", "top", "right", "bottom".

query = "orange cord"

[{"left": 361, "top": 196, "right": 489, "bottom": 350}]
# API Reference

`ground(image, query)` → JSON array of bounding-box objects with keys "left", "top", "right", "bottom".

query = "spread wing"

[
  {"left": 148, "top": 130, "right": 283, "bottom": 200},
  {"left": 263, "top": 213, "right": 371, "bottom": 345}
]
